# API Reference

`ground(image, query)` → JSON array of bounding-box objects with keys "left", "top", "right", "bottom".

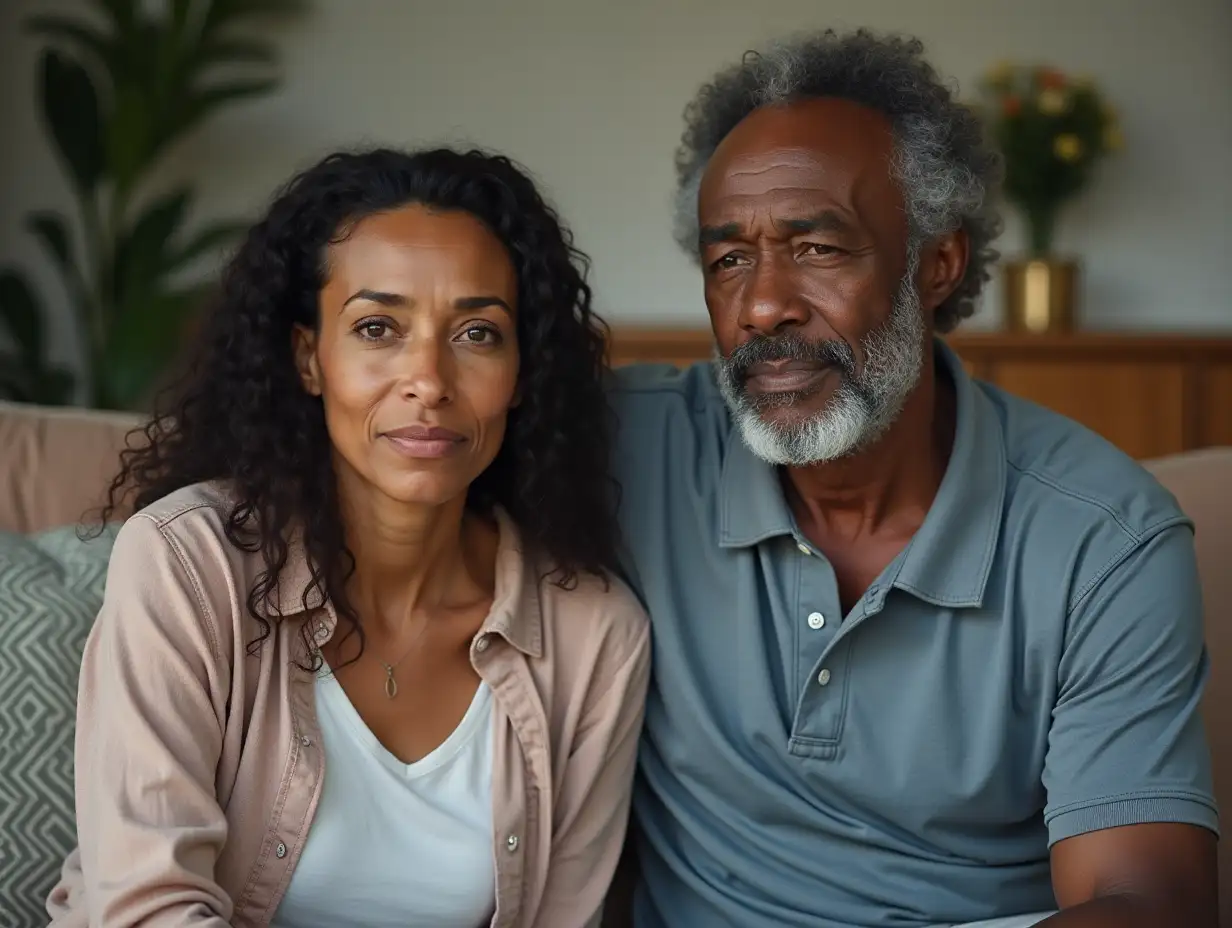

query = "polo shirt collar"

[{"left": 717, "top": 339, "right": 1006, "bottom": 608}]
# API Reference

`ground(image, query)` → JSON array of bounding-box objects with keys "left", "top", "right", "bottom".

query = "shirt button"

[
  {"left": 807, "top": 612, "right": 825, "bottom": 630},
  {"left": 275, "top": 842, "right": 287, "bottom": 859},
  {"left": 300, "top": 735, "right": 311, "bottom": 746},
  {"left": 506, "top": 834, "right": 520, "bottom": 852},
  {"left": 475, "top": 635, "right": 490, "bottom": 653},
  {"left": 817, "top": 668, "right": 832, "bottom": 686},
  {"left": 314, "top": 623, "right": 329, "bottom": 642},
  {"left": 797, "top": 542, "right": 811, "bottom": 555}
]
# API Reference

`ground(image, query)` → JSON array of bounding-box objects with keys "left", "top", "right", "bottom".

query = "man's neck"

[{"left": 783, "top": 351, "right": 956, "bottom": 546}]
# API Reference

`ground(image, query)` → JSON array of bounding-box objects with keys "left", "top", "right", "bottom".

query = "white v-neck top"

[{"left": 271, "top": 670, "right": 496, "bottom": 928}]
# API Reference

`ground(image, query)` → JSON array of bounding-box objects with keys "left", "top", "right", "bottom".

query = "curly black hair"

[
  {"left": 673, "top": 29, "right": 1004, "bottom": 333},
  {"left": 101, "top": 147, "right": 617, "bottom": 658}
]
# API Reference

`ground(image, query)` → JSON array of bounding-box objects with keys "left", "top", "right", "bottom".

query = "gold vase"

[{"left": 1003, "top": 258, "right": 1078, "bottom": 334}]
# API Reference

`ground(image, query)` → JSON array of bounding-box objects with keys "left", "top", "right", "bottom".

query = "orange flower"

[
  {"left": 1003, "top": 95, "right": 1022, "bottom": 117},
  {"left": 1036, "top": 67, "right": 1066, "bottom": 90}
]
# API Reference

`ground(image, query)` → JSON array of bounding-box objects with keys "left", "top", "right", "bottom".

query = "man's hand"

[{"left": 1040, "top": 822, "right": 1218, "bottom": 926}]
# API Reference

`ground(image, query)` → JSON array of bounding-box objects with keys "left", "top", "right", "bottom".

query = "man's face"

[{"left": 697, "top": 97, "right": 929, "bottom": 465}]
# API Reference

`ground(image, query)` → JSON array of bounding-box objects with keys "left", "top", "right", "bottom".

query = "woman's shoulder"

[
  {"left": 128, "top": 479, "right": 238, "bottom": 532},
  {"left": 534, "top": 565, "right": 650, "bottom": 674},
  {"left": 110, "top": 481, "right": 258, "bottom": 644}
]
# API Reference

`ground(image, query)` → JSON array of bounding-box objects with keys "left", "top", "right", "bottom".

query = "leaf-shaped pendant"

[{"left": 382, "top": 663, "right": 398, "bottom": 699}]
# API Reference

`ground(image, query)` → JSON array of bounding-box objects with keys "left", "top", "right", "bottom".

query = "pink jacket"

[{"left": 46, "top": 483, "right": 650, "bottom": 927}]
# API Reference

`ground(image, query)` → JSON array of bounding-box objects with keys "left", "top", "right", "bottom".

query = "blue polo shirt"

[{"left": 609, "top": 342, "right": 1218, "bottom": 928}]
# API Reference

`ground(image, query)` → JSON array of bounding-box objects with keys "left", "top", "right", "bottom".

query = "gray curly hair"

[{"left": 674, "top": 29, "right": 1004, "bottom": 333}]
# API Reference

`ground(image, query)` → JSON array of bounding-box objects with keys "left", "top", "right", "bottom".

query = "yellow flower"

[
  {"left": 1053, "top": 134, "right": 1084, "bottom": 161},
  {"left": 1103, "top": 124, "right": 1125, "bottom": 152},
  {"left": 985, "top": 60, "right": 1014, "bottom": 87},
  {"left": 1037, "top": 88, "right": 1069, "bottom": 114}
]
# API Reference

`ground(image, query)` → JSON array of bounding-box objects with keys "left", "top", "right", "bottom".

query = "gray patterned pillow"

[{"left": 0, "top": 524, "right": 117, "bottom": 927}]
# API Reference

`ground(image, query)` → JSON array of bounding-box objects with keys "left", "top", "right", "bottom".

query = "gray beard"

[{"left": 714, "top": 274, "right": 926, "bottom": 467}]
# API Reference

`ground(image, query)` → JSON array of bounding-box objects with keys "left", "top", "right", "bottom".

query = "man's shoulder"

[
  {"left": 981, "top": 381, "right": 1189, "bottom": 571},
  {"left": 609, "top": 361, "right": 726, "bottom": 416},
  {"left": 608, "top": 362, "right": 733, "bottom": 480}
]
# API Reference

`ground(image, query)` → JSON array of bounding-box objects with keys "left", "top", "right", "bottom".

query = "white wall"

[{"left": 2, "top": 0, "right": 1230, "bottom": 373}]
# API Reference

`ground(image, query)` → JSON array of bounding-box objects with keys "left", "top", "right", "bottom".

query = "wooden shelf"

[{"left": 608, "top": 327, "right": 1232, "bottom": 460}]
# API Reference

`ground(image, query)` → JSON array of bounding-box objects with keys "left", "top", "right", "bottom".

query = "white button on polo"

[
  {"left": 817, "top": 668, "right": 832, "bottom": 686},
  {"left": 300, "top": 735, "right": 311, "bottom": 746},
  {"left": 275, "top": 842, "right": 287, "bottom": 859},
  {"left": 474, "top": 635, "right": 490, "bottom": 653},
  {"left": 506, "top": 834, "right": 520, "bottom": 852},
  {"left": 797, "top": 542, "right": 811, "bottom": 555},
  {"left": 807, "top": 612, "right": 825, "bottom": 630}
]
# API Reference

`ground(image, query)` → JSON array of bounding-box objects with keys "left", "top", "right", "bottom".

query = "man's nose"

[{"left": 737, "top": 254, "right": 810, "bottom": 336}]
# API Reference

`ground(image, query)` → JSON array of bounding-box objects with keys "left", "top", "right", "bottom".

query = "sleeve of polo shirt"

[{"left": 1042, "top": 522, "right": 1219, "bottom": 845}]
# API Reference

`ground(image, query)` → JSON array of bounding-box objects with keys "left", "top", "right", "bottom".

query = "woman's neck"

[{"left": 337, "top": 478, "right": 496, "bottom": 638}]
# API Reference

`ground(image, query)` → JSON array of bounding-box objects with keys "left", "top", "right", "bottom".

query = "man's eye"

[
  {"left": 802, "top": 243, "right": 842, "bottom": 256},
  {"left": 710, "top": 253, "right": 743, "bottom": 271}
]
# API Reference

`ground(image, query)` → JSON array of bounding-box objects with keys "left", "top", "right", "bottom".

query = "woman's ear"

[{"left": 292, "top": 324, "right": 323, "bottom": 396}]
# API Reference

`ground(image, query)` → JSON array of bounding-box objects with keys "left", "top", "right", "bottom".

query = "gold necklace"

[{"left": 377, "top": 621, "right": 428, "bottom": 699}]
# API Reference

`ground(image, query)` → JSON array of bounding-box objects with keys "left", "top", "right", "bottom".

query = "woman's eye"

[
  {"left": 460, "top": 325, "right": 500, "bottom": 345},
  {"left": 356, "top": 320, "right": 391, "bottom": 341}
]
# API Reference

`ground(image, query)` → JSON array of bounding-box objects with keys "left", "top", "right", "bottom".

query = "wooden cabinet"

[{"left": 608, "top": 329, "right": 1232, "bottom": 460}]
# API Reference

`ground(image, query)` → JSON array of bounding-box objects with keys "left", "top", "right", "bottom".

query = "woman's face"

[{"left": 293, "top": 204, "right": 520, "bottom": 508}]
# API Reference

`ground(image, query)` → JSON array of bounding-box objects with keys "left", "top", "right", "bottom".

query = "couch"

[{"left": 1, "top": 399, "right": 1228, "bottom": 925}]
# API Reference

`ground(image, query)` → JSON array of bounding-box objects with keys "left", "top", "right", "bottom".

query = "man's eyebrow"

[
  {"left": 698, "top": 223, "right": 742, "bottom": 247},
  {"left": 780, "top": 211, "right": 851, "bottom": 235}
]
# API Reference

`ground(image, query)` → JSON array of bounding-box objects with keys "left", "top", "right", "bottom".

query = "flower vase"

[{"left": 1002, "top": 257, "right": 1078, "bottom": 334}]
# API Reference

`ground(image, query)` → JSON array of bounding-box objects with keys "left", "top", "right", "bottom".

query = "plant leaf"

[
  {"left": 176, "top": 78, "right": 277, "bottom": 135},
  {"left": 87, "top": 0, "right": 138, "bottom": 31},
  {"left": 100, "top": 283, "right": 211, "bottom": 409},
  {"left": 169, "top": 219, "right": 248, "bottom": 270},
  {"left": 25, "top": 211, "right": 76, "bottom": 278},
  {"left": 0, "top": 353, "right": 37, "bottom": 403},
  {"left": 202, "top": 0, "right": 306, "bottom": 34},
  {"left": 38, "top": 49, "right": 106, "bottom": 193},
  {"left": 0, "top": 268, "right": 46, "bottom": 359},
  {"left": 36, "top": 366, "right": 78, "bottom": 405},
  {"left": 24, "top": 15, "right": 115, "bottom": 67},
  {"left": 194, "top": 37, "right": 276, "bottom": 66},
  {"left": 114, "top": 188, "right": 193, "bottom": 299}
]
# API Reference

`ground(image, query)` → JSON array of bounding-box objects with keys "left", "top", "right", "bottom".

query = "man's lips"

[{"left": 743, "top": 360, "right": 833, "bottom": 393}]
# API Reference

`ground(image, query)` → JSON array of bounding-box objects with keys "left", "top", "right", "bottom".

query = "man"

[{"left": 608, "top": 29, "right": 1219, "bottom": 928}]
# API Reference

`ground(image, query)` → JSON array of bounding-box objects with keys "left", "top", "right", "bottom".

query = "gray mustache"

[{"left": 723, "top": 334, "right": 856, "bottom": 385}]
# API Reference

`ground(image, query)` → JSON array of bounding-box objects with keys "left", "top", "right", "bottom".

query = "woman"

[{"left": 46, "top": 148, "right": 650, "bottom": 928}]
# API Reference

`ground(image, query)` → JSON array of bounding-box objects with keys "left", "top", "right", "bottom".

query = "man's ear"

[
  {"left": 916, "top": 229, "right": 970, "bottom": 320},
  {"left": 292, "top": 324, "right": 323, "bottom": 397}
]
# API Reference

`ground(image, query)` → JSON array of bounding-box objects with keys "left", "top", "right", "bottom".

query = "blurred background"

[{"left": 1, "top": 0, "right": 1231, "bottom": 453}]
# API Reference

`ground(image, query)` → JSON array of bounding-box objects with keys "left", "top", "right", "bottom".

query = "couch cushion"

[
  {"left": 0, "top": 524, "right": 116, "bottom": 926},
  {"left": 0, "top": 400, "right": 141, "bottom": 534}
]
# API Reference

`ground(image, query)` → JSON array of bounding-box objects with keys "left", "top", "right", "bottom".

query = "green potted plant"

[
  {"left": 0, "top": 0, "right": 304, "bottom": 410},
  {"left": 978, "top": 63, "right": 1122, "bottom": 332}
]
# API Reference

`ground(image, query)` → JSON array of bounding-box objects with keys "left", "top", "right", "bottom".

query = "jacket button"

[
  {"left": 275, "top": 842, "right": 287, "bottom": 859},
  {"left": 505, "top": 834, "right": 519, "bottom": 853}
]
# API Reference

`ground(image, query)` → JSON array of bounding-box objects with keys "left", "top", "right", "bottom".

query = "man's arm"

[
  {"left": 1040, "top": 822, "right": 1217, "bottom": 925},
  {"left": 1039, "top": 523, "right": 1219, "bottom": 927}
]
